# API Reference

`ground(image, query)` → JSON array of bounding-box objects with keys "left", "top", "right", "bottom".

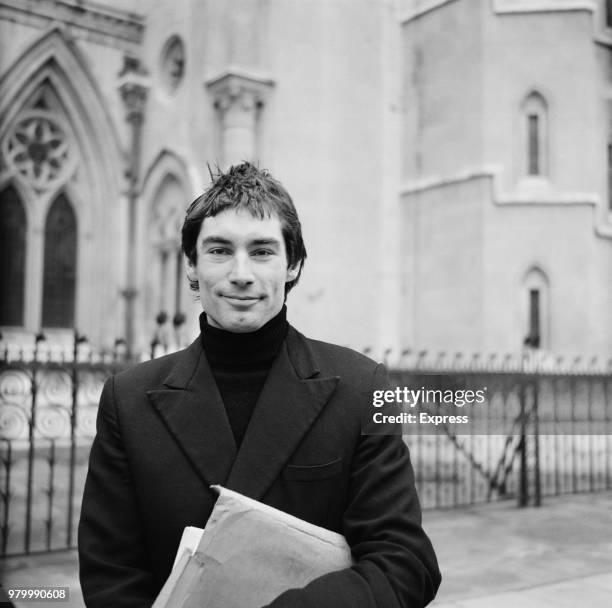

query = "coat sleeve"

[
  {"left": 78, "top": 376, "right": 156, "bottom": 607},
  {"left": 263, "top": 364, "right": 441, "bottom": 608}
]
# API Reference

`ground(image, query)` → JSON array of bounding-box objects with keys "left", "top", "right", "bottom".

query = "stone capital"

[
  {"left": 205, "top": 70, "right": 275, "bottom": 115},
  {"left": 118, "top": 55, "right": 150, "bottom": 122}
]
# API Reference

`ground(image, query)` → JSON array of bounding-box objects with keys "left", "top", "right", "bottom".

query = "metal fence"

[
  {"left": 1, "top": 342, "right": 611, "bottom": 557},
  {"left": 0, "top": 338, "right": 130, "bottom": 558},
  {"left": 389, "top": 351, "right": 612, "bottom": 510}
]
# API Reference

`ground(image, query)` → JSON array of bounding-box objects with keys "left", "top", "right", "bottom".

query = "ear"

[{"left": 286, "top": 264, "right": 300, "bottom": 282}]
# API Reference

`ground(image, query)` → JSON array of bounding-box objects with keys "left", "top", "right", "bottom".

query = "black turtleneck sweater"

[{"left": 200, "top": 306, "right": 288, "bottom": 448}]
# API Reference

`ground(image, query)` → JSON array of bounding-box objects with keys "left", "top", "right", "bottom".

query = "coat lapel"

[
  {"left": 226, "top": 327, "right": 339, "bottom": 501},
  {"left": 147, "top": 339, "right": 237, "bottom": 489}
]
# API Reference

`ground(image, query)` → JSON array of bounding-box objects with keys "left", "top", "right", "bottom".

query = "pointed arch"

[
  {"left": 521, "top": 265, "right": 550, "bottom": 350},
  {"left": 0, "top": 27, "right": 126, "bottom": 340},
  {"left": 0, "top": 27, "right": 123, "bottom": 226},
  {"left": 141, "top": 149, "right": 199, "bottom": 200},
  {"left": 42, "top": 193, "right": 77, "bottom": 328},
  {"left": 0, "top": 27, "right": 121, "bottom": 161},
  {"left": 0, "top": 184, "right": 27, "bottom": 326},
  {"left": 138, "top": 150, "right": 196, "bottom": 347},
  {"left": 150, "top": 174, "right": 186, "bottom": 246},
  {"left": 521, "top": 91, "right": 548, "bottom": 177}
]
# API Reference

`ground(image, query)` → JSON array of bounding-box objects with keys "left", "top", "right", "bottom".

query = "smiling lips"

[{"left": 222, "top": 294, "right": 261, "bottom": 303}]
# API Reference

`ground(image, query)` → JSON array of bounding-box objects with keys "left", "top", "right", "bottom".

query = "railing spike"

[
  {"left": 382, "top": 348, "right": 393, "bottom": 366},
  {"left": 416, "top": 350, "right": 428, "bottom": 369}
]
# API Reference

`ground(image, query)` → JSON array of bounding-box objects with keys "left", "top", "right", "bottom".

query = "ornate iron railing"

[
  {"left": 0, "top": 337, "right": 130, "bottom": 557},
  {"left": 1, "top": 339, "right": 610, "bottom": 556}
]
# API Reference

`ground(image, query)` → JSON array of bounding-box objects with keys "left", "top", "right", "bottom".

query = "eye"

[
  {"left": 207, "top": 247, "right": 230, "bottom": 255},
  {"left": 252, "top": 249, "right": 274, "bottom": 257}
]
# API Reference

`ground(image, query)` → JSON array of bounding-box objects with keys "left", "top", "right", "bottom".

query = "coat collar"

[{"left": 147, "top": 327, "right": 338, "bottom": 501}]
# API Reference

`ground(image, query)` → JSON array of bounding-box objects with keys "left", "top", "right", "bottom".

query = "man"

[{"left": 78, "top": 162, "right": 441, "bottom": 607}]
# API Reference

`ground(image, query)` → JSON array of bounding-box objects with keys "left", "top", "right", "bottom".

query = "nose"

[{"left": 228, "top": 251, "right": 254, "bottom": 286}]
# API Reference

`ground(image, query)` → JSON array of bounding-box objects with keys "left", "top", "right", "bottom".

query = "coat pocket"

[{"left": 282, "top": 457, "right": 343, "bottom": 481}]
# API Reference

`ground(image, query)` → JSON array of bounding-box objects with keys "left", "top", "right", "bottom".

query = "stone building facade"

[
  {"left": 0, "top": 0, "right": 610, "bottom": 359},
  {"left": 401, "top": 0, "right": 612, "bottom": 357}
]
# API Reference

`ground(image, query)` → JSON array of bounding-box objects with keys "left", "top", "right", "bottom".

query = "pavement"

[
  {"left": 1, "top": 491, "right": 611, "bottom": 607},
  {"left": 426, "top": 491, "right": 612, "bottom": 607}
]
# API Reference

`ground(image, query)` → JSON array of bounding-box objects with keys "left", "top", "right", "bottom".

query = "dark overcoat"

[{"left": 78, "top": 326, "right": 441, "bottom": 607}]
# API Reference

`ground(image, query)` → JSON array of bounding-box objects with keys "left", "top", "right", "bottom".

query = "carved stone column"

[
  {"left": 205, "top": 71, "right": 274, "bottom": 167},
  {"left": 118, "top": 55, "right": 149, "bottom": 359}
]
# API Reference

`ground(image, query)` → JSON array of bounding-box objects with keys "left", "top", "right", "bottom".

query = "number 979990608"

[{"left": 2, "top": 587, "right": 69, "bottom": 602}]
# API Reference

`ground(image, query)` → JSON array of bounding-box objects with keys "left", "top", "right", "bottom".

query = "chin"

[{"left": 223, "top": 313, "right": 265, "bottom": 333}]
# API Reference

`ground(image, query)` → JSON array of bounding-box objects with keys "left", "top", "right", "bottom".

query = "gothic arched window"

[
  {"left": 522, "top": 266, "right": 549, "bottom": 350},
  {"left": 522, "top": 92, "right": 548, "bottom": 177},
  {"left": 42, "top": 193, "right": 77, "bottom": 327},
  {"left": 0, "top": 185, "right": 27, "bottom": 326}
]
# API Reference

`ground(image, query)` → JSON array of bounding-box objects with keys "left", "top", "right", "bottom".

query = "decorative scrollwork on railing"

[
  {"left": 38, "top": 370, "right": 71, "bottom": 407},
  {"left": 0, "top": 404, "right": 29, "bottom": 440},
  {"left": 76, "top": 406, "right": 97, "bottom": 438},
  {"left": 78, "top": 372, "right": 105, "bottom": 407},
  {"left": 35, "top": 405, "right": 71, "bottom": 439},
  {"left": 0, "top": 365, "right": 110, "bottom": 441},
  {"left": 0, "top": 369, "right": 31, "bottom": 406}
]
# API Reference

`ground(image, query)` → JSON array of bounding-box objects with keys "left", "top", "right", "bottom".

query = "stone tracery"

[{"left": 2, "top": 110, "right": 76, "bottom": 191}]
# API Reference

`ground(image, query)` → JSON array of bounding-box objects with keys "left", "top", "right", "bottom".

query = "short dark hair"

[{"left": 181, "top": 162, "right": 307, "bottom": 294}]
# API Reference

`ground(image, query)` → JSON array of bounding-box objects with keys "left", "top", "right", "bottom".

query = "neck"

[{"left": 200, "top": 306, "right": 288, "bottom": 370}]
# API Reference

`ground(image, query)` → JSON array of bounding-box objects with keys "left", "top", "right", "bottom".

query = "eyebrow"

[
  {"left": 200, "top": 236, "right": 232, "bottom": 246},
  {"left": 200, "top": 236, "right": 282, "bottom": 247},
  {"left": 251, "top": 238, "right": 281, "bottom": 247}
]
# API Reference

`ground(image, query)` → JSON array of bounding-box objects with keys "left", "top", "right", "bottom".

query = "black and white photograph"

[{"left": 1, "top": 1, "right": 611, "bottom": 607}]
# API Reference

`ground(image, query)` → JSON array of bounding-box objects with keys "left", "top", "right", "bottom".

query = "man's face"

[{"left": 187, "top": 208, "right": 298, "bottom": 333}]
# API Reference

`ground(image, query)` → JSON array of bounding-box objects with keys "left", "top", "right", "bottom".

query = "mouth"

[
  {"left": 221, "top": 295, "right": 261, "bottom": 303},
  {"left": 221, "top": 294, "right": 261, "bottom": 308}
]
